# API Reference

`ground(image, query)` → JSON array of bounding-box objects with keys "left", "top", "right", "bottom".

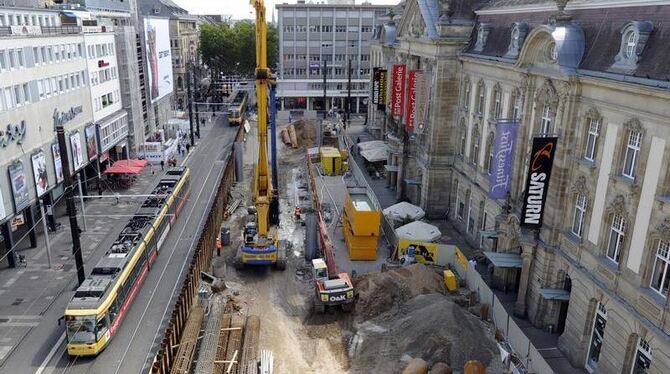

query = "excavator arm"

[{"left": 250, "top": 0, "right": 273, "bottom": 236}]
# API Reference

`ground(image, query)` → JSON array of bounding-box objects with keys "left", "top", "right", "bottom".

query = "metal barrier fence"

[
  {"left": 150, "top": 126, "right": 243, "bottom": 373},
  {"left": 444, "top": 248, "right": 554, "bottom": 374}
]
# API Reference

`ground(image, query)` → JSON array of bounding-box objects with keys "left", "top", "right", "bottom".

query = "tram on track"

[{"left": 63, "top": 167, "right": 191, "bottom": 356}]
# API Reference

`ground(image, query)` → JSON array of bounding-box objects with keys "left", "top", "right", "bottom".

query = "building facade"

[
  {"left": 0, "top": 6, "right": 116, "bottom": 267},
  {"left": 452, "top": 1, "right": 670, "bottom": 373},
  {"left": 276, "top": 0, "right": 390, "bottom": 117}
]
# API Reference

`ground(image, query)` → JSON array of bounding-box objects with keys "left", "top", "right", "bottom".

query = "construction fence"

[{"left": 150, "top": 126, "right": 244, "bottom": 373}]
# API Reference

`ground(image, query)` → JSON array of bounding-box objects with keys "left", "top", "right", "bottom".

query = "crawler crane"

[{"left": 234, "top": 0, "right": 285, "bottom": 270}]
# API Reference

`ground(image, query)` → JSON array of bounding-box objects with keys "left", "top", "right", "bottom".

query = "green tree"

[{"left": 199, "top": 22, "right": 279, "bottom": 77}]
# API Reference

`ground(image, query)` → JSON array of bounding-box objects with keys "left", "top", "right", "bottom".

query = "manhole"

[{"left": 11, "top": 298, "right": 23, "bottom": 306}]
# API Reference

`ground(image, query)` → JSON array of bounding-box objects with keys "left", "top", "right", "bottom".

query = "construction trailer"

[
  {"left": 342, "top": 187, "right": 380, "bottom": 260},
  {"left": 319, "top": 146, "right": 349, "bottom": 176}
]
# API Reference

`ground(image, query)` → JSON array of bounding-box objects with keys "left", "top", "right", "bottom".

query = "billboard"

[
  {"left": 414, "top": 71, "right": 430, "bottom": 134},
  {"left": 70, "top": 132, "right": 85, "bottom": 172},
  {"left": 391, "top": 64, "right": 406, "bottom": 117},
  {"left": 489, "top": 121, "right": 519, "bottom": 200},
  {"left": 8, "top": 161, "right": 30, "bottom": 212},
  {"left": 85, "top": 124, "right": 98, "bottom": 161},
  {"left": 145, "top": 17, "right": 173, "bottom": 103},
  {"left": 398, "top": 239, "right": 439, "bottom": 265},
  {"left": 52, "top": 143, "right": 64, "bottom": 183},
  {"left": 31, "top": 150, "right": 49, "bottom": 197},
  {"left": 377, "top": 68, "right": 387, "bottom": 111},
  {"left": 405, "top": 70, "right": 418, "bottom": 131},
  {"left": 521, "top": 137, "right": 558, "bottom": 228}
]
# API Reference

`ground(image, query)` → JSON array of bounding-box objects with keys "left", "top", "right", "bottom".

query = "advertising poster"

[
  {"left": 391, "top": 64, "right": 406, "bottom": 117},
  {"left": 70, "top": 132, "right": 85, "bottom": 172},
  {"left": 8, "top": 161, "right": 30, "bottom": 212},
  {"left": 371, "top": 67, "right": 380, "bottom": 105},
  {"left": 405, "top": 70, "right": 418, "bottom": 131},
  {"left": 489, "top": 121, "right": 519, "bottom": 199},
  {"left": 31, "top": 150, "right": 49, "bottom": 197},
  {"left": 85, "top": 124, "right": 98, "bottom": 161},
  {"left": 414, "top": 71, "right": 431, "bottom": 134},
  {"left": 377, "top": 68, "right": 387, "bottom": 111},
  {"left": 144, "top": 17, "right": 174, "bottom": 103},
  {"left": 521, "top": 137, "right": 558, "bottom": 228},
  {"left": 398, "top": 239, "right": 438, "bottom": 265},
  {"left": 52, "top": 143, "right": 64, "bottom": 183}
]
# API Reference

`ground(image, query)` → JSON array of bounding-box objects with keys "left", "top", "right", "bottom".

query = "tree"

[{"left": 200, "top": 21, "right": 279, "bottom": 77}]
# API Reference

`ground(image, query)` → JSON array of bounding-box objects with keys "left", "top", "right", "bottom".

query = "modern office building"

[
  {"left": 276, "top": 0, "right": 390, "bottom": 117},
  {"left": 0, "top": 6, "right": 120, "bottom": 268}
]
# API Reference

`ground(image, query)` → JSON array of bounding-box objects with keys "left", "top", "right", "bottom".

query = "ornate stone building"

[{"left": 454, "top": 0, "right": 670, "bottom": 372}]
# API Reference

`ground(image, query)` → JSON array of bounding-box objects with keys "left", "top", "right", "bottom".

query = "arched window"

[
  {"left": 177, "top": 76, "right": 183, "bottom": 90},
  {"left": 510, "top": 88, "right": 523, "bottom": 120},
  {"left": 650, "top": 239, "right": 670, "bottom": 296},
  {"left": 476, "top": 81, "right": 486, "bottom": 114},
  {"left": 607, "top": 214, "right": 626, "bottom": 263},
  {"left": 540, "top": 105, "right": 553, "bottom": 133},
  {"left": 492, "top": 86, "right": 502, "bottom": 120},
  {"left": 462, "top": 77, "right": 471, "bottom": 111},
  {"left": 571, "top": 193, "right": 587, "bottom": 238},
  {"left": 485, "top": 132, "right": 495, "bottom": 174},
  {"left": 459, "top": 119, "right": 467, "bottom": 157},
  {"left": 471, "top": 128, "right": 480, "bottom": 165}
]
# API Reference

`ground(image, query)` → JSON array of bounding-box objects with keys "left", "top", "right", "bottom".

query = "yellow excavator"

[{"left": 235, "top": 0, "right": 285, "bottom": 270}]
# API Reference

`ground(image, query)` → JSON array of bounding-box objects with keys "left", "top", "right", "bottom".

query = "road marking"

[
  {"left": 115, "top": 133, "right": 228, "bottom": 373},
  {"left": 35, "top": 332, "right": 65, "bottom": 374}
]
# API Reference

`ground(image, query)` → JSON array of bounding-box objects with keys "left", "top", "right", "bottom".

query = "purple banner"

[{"left": 489, "top": 121, "right": 518, "bottom": 199}]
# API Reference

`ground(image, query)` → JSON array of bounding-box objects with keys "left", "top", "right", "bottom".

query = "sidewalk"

[
  {"left": 0, "top": 147, "right": 191, "bottom": 365},
  {"left": 347, "top": 122, "right": 584, "bottom": 374}
]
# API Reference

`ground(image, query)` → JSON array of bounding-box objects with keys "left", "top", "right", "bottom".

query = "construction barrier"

[{"left": 150, "top": 126, "right": 244, "bottom": 373}]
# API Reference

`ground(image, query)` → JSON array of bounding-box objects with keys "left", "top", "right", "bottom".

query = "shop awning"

[
  {"left": 480, "top": 230, "right": 499, "bottom": 238},
  {"left": 539, "top": 288, "right": 571, "bottom": 301},
  {"left": 104, "top": 164, "right": 142, "bottom": 174},
  {"left": 483, "top": 251, "right": 523, "bottom": 268},
  {"left": 113, "top": 159, "right": 148, "bottom": 169}
]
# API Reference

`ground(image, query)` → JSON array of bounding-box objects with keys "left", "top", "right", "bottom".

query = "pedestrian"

[
  {"left": 216, "top": 237, "right": 222, "bottom": 257},
  {"left": 186, "top": 143, "right": 191, "bottom": 154},
  {"left": 160, "top": 159, "right": 164, "bottom": 170},
  {"left": 469, "top": 258, "right": 477, "bottom": 269}
]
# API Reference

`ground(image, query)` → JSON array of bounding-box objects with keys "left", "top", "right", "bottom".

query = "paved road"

[{"left": 2, "top": 115, "right": 238, "bottom": 374}]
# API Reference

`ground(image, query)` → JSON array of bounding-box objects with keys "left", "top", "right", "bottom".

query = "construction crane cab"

[{"left": 234, "top": 0, "right": 285, "bottom": 271}]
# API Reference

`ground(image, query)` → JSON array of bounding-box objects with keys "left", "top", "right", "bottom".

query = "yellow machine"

[{"left": 235, "top": 0, "right": 285, "bottom": 270}]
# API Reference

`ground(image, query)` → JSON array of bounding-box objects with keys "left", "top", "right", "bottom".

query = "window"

[
  {"left": 493, "top": 88, "right": 502, "bottom": 119},
  {"left": 457, "top": 193, "right": 464, "bottom": 220},
  {"left": 322, "top": 25, "right": 331, "bottom": 33},
  {"left": 584, "top": 119, "right": 601, "bottom": 162},
  {"left": 572, "top": 194, "right": 587, "bottom": 238},
  {"left": 623, "top": 131, "right": 641, "bottom": 179},
  {"left": 361, "top": 26, "right": 372, "bottom": 33},
  {"left": 540, "top": 105, "right": 552, "bottom": 133},
  {"left": 586, "top": 303, "right": 607, "bottom": 372},
  {"left": 13, "top": 85, "right": 22, "bottom": 106},
  {"left": 650, "top": 240, "right": 670, "bottom": 297},
  {"left": 0, "top": 50, "right": 6, "bottom": 71},
  {"left": 361, "top": 54, "right": 369, "bottom": 61},
  {"left": 485, "top": 132, "right": 494, "bottom": 174},
  {"left": 625, "top": 31, "right": 638, "bottom": 59},
  {"left": 16, "top": 49, "right": 23, "bottom": 68},
  {"left": 471, "top": 130, "right": 480, "bottom": 165},
  {"left": 459, "top": 122, "right": 467, "bottom": 156},
  {"left": 606, "top": 214, "right": 625, "bottom": 263},
  {"left": 8, "top": 49, "right": 16, "bottom": 69},
  {"left": 33, "top": 47, "right": 39, "bottom": 65},
  {"left": 38, "top": 80, "right": 44, "bottom": 99},
  {"left": 630, "top": 338, "right": 652, "bottom": 374},
  {"left": 4, "top": 87, "right": 13, "bottom": 109},
  {"left": 462, "top": 80, "right": 471, "bottom": 109},
  {"left": 336, "top": 25, "right": 346, "bottom": 33},
  {"left": 476, "top": 83, "right": 485, "bottom": 114},
  {"left": 512, "top": 91, "right": 522, "bottom": 119}
]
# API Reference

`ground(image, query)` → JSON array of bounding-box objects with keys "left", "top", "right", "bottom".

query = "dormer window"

[
  {"left": 610, "top": 21, "right": 653, "bottom": 73},
  {"left": 474, "top": 23, "right": 491, "bottom": 52},
  {"left": 504, "top": 22, "right": 528, "bottom": 59}
]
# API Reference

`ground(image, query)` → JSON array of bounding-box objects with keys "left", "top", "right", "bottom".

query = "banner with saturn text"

[
  {"left": 405, "top": 70, "right": 418, "bottom": 131},
  {"left": 488, "top": 121, "right": 519, "bottom": 199},
  {"left": 520, "top": 136, "right": 558, "bottom": 228},
  {"left": 377, "top": 68, "right": 387, "bottom": 111},
  {"left": 391, "top": 64, "right": 406, "bottom": 117},
  {"left": 372, "top": 68, "right": 380, "bottom": 105},
  {"left": 414, "top": 71, "right": 430, "bottom": 134}
]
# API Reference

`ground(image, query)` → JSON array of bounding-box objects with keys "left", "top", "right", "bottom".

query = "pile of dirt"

[
  {"left": 292, "top": 119, "right": 316, "bottom": 147},
  {"left": 353, "top": 264, "right": 444, "bottom": 320},
  {"left": 349, "top": 293, "right": 500, "bottom": 373}
]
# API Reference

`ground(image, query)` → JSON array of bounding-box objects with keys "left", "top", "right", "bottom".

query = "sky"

[{"left": 171, "top": 0, "right": 399, "bottom": 20}]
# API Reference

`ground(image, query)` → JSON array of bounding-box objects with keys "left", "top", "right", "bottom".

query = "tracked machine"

[
  {"left": 306, "top": 154, "right": 355, "bottom": 312},
  {"left": 234, "top": 0, "right": 285, "bottom": 270}
]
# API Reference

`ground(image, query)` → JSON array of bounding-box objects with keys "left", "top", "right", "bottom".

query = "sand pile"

[
  {"left": 292, "top": 119, "right": 316, "bottom": 147},
  {"left": 349, "top": 294, "right": 500, "bottom": 373},
  {"left": 354, "top": 264, "right": 444, "bottom": 320}
]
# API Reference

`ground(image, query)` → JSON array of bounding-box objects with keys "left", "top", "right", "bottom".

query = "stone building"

[{"left": 453, "top": 0, "right": 670, "bottom": 372}]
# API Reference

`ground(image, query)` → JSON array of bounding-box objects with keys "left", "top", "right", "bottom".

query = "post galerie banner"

[
  {"left": 414, "top": 70, "right": 430, "bottom": 134},
  {"left": 521, "top": 136, "right": 558, "bottom": 228},
  {"left": 391, "top": 64, "right": 406, "bottom": 117},
  {"left": 405, "top": 70, "right": 418, "bottom": 131}
]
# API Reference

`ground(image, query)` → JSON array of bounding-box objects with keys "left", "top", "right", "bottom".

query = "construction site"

[{"left": 151, "top": 115, "right": 507, "bottom": 374}]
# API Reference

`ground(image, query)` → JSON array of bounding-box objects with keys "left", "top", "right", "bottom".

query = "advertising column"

[
  {"left": 391, "top": 64, "right": 406, "bottom": 118},
  {"left": 520, "top": 137, "right": 558, "bottom": 228}
]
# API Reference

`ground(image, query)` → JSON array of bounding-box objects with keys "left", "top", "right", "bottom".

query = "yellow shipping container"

[
  {"left": 342, "top": 215, "right": 377, "bottom": 260},
  {"left": 320, "top": 146, "right": 342, "bottom": 175},
  {"left": 343, "top": 187, "right": 380, "bottom": 236}
]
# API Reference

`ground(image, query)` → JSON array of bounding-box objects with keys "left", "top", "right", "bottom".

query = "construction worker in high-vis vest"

[{"left": 216, "top": 237, "right": 222, "bottom": 257}]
